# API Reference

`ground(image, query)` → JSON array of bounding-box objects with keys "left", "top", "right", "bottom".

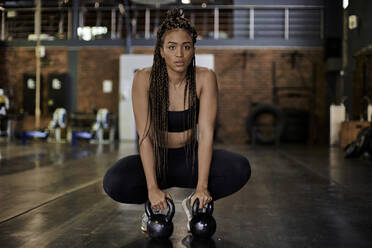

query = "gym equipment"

[
  {"left": 344, "top": 142, "right": 361, "bottom": 158},
  {"left": 92, "top": 108, "right": 110, "bottom": 143},
  {"left": 145, "top": 198, "right": 175, "bottom": 239},
  {"left": 48, "top": 108, "right": 67, "bottom": 142},
  {"left": 190, "top": 199, "right": 216, "bottom": 239},
  {"left": 344, "top": 127, "right": 372, "bottom": 158},
  {"left": 70, "top": 108, "right": 115, "bottom": 145},
  {"left": 21, "top": 130, "right": 48, "bottom": 145},
  {"left": 0, "top": 88, "right": 11, "bottom": 139},
  {"left": 247, "top": 104, "right": 286, "bottom": 145},
  {"left": 21, "top": 108, "right": 68, "bottom": 145},
  {"left": 271, "top": 60, "right": 317, "bottom": 144}
]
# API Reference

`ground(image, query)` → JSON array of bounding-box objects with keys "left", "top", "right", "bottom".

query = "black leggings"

[{"left": 103, "top": 142, "right": 251, "bottom": 204}]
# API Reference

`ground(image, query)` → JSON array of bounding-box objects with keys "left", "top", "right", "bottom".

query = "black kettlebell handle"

[
  {"left": 192, "top": 198, "right": 214, "bottom": 217},
  {"left": 145, "top": 198, "right": 175, "bottom": 223}
]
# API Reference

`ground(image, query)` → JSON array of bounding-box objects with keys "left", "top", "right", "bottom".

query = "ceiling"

[{"left": 0, "top": 0, "right": 232, "bottom": 8}]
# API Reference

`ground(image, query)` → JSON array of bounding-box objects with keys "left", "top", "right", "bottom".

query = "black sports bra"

[{"left": 167, "top": 97, "right": 200, "bottom": 132}]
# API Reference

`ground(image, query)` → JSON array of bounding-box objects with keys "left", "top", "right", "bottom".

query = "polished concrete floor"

[{"left": 0, "top": 141, "right": 371, "bottom": 248}]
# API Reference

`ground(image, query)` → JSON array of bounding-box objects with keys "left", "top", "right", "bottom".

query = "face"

[{"left": 160, "top": 29, "right": 194, "bottom": 73}]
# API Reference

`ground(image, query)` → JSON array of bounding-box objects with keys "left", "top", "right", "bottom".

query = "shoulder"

[
  {"left": 195, "top": 66, "right": 218, "bottom": 92},
  {"left": 195, "top": 66, "right": 216, "bottom": 81},
  {"left": 133, "top": 67, "right": 151, "bottom": 91},
  {"left": 134, "top": 67, "right": 151, "bottom": 81}
]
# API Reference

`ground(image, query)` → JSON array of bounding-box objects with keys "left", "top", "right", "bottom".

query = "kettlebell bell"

[
  {"left": 190, "top": 198, "right": 216, "bottom": 239},
  {"left": 145, "top": 198, "right": 175, "bottom": 239}
]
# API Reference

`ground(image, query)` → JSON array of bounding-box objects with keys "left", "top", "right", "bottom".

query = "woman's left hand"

[{"left": 191, "top": 187, "right": 213, "bottom": 209}]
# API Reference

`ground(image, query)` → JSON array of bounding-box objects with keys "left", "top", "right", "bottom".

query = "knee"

[
  {"left": 209, "top": 153, "right": 251, "bottom": 201},
  {"left": 102, "top": 167, "right": 123, "bottom": 201},
  {"left": 103, "top": 170, "right": 141, "bottom": 204},
  {"left": 102, "top": 160, "right": 145, "bottom": 204},
  {"left": 234, "top": 155, "right": 251, "bottom": 184}
]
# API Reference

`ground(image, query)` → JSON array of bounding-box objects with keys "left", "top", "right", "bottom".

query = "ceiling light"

[
  {"left": 343, "top": 0, "right": 348, "bottom": 9},
  {"left": 182, "top": 0, "right": 191, "bottom": 4}
]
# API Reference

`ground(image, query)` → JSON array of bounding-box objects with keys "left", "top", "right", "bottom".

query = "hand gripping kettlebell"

[
  {"left": 145, "top": 198, "right": 175, "bottom": 239},
  {"left": 190, "top": 198, "right": 217, "bottom": 239}
]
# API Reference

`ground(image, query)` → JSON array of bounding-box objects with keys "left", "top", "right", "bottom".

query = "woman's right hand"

[{"left": 148, "top": 187, "right": 172, "bottom": 211}]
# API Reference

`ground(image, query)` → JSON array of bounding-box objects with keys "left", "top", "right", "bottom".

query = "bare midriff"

[{"left": 166, "top": 129, "right": 194, "bottom": 148}]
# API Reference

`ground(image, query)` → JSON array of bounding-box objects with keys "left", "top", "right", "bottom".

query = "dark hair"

[{"left": 139, "top": 8, "right": 198, "bottom": 184}]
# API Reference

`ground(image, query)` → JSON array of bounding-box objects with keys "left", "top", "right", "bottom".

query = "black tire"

[
  {"left": 356, "top": 127, "right": 371, "bottom": 152},
  {"left": 344, "top": 127, "right": 372, "bottom": 158},
  {"left": 247, "top": 104, "right": 286, "bottom": 144},
  {"left": 344, "top": 142, "right": 362, "bottom": 158}
]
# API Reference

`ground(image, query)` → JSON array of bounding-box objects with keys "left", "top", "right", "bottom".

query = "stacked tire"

[{"left": 247, "top": 104, "right": 285, "bottom": 144}]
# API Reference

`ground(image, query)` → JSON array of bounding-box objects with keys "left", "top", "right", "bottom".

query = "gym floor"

[{"left": 0, "top": 141, "right": 371, "bottom": 248}]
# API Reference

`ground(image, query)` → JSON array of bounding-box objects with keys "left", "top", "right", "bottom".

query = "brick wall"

[
  {"left": 77, "top": 47, "right": 124, "bottom": 114},
  {"left": 0, "top": 46, "right": 326, "bottom": 143},
  {"left": 133, "top": 47, "right": 326, "bottom": 144},
  {"left": 0, "top": 47, "right": 123, "bottom": 130},
  {"left": 0, "top": 47, "right": 68, "bottom": 130}
]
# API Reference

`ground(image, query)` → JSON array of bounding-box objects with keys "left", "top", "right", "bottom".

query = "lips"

[{"left": 175, "top": 61, "right": 185, "bottom": 66}]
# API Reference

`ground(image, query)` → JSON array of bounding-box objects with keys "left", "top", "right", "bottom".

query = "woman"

[{"left": 103, "top": 8, "right": 251, "bottom": 233}]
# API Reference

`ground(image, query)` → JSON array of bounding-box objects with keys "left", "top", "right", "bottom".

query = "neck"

[{"left": 167, "top": 69, "right": 187, "bottom": 87}]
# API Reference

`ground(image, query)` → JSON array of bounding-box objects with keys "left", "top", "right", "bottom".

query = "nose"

[{"left": 176, "top": 47, "right": 184, "bottom": 57}]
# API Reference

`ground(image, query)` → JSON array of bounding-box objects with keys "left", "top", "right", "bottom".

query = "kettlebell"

[
  {"left": 145, "top": 198, "right": 175, "bottom": 239},
  {"left": 190, "top": 198, "right": 217, "bottom": 239}
]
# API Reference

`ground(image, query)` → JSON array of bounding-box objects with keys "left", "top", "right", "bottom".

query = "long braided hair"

[{"left": 139, "top": 8, "right": 198, "bottom": 185}]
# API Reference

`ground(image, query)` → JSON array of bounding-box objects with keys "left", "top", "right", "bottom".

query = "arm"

[
  {"left": 132, "top": 69, "right": 171, "bottom": 210},
  {"left": 132, "top": 69, "right": 157, "bottom": 190},
  {"left": 192, "top": 69, "right": 218, "bottom": 208}
]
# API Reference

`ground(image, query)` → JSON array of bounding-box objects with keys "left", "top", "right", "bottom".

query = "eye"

[
  {"left": 168, "top": 46, "right": 176, "bottom": 50},
  {"left": 184, "top": 45, "right": 191, "bottom": 50}
]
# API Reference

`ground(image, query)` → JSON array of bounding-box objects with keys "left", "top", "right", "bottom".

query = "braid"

[
  {"left": 139, "top": 8, "right": 198, "bottom": 184},
  {"left": 185, "top": 56, "right": 198, "bottom": 177}
]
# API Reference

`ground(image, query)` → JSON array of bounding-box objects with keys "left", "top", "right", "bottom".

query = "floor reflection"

[
  {"left": 182, "top": 235, "right": 216, "bottom": 248},
  {"left": 120, "top": 237, "right": 172, "bottom": 248}
]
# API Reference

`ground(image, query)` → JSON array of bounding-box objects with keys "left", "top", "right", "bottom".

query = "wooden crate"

[{"left": 340, "top": 121, "right": 371, "bottom": 148}]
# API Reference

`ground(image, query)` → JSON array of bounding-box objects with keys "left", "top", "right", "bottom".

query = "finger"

[
  {"left": 166, "top": 192, "right": 173, "bottom": 200},
  {"left": 161, "top": 200, "right": 168, "bottom": 210},
  {"left": 152, "top": 204, "right": 159, "bottom": 211},
  {"left": 194, "top": 196, "right": 201, "bottom": 209},
  {"left": 164, "top": 201, "right": 168, "bottom": 210},
  {"left": 200, "top": 199, "right": 205, "bottom": 209},
  {"left": 202, "top": 197, "right": 210, "bottom": 208},
  {"left": 190, "top": 195, "right": 196, "bottom": 207},
  {"left": 165, "top": 194, "right": 173, "bottom": 201},
  {"left": 156, "top": 202, "right": 162, "bottom": 210}
]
